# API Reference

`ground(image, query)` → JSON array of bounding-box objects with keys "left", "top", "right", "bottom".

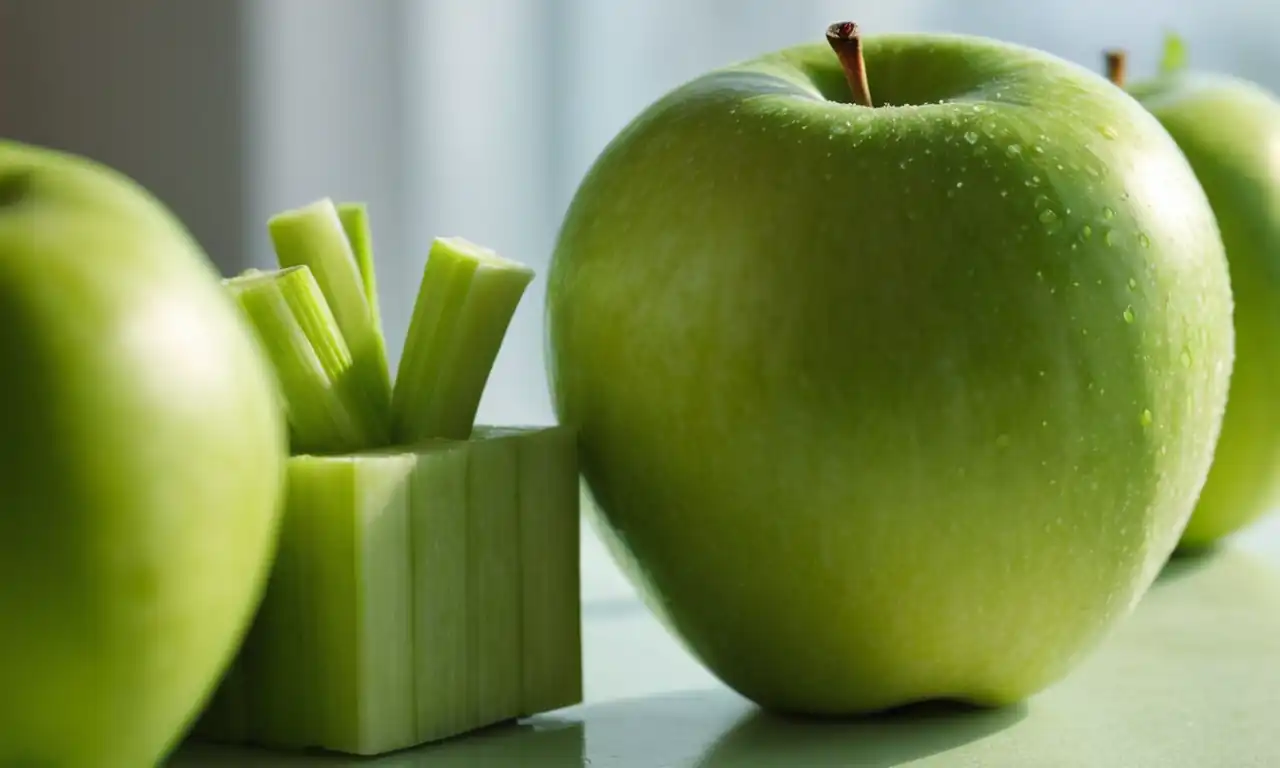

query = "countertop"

[{"left": 170, "top": 515, "right": 1280, "bottom": 767}]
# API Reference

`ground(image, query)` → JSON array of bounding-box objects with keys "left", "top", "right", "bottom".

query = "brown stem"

[
  {"left": 826, "top": 21, "right": 873, "bottom": 107},
  {"left": 1104, "top": 49, "right": 1127, "bottom": 87}
]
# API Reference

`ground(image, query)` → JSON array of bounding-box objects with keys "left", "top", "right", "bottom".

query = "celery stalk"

[
  {"left": 408, "top": 443, "right": 471, "bottom": 742},
  {"left": 465, "top": 435, "right": 523, "bottom": 729},
  {"left": 514, "top": 426, "right": 583, "bottom": 715},
  {"left": 224, "top": 266, "right": 382, "bottom": 455},
  {"left": 269, "top": 199, "right": 391, "bottom": 445},
  {"left": 391, "top": 237, "right": 535, "bottom": 443},
  {"left": 336, "top": 202, "right": 385, "bottom": 357},
  {"left": 300, "top": 454, "right": 417, "bottom": 755},
  {"left": 472, "top": 426, "right": 584, "bottom": 715}
]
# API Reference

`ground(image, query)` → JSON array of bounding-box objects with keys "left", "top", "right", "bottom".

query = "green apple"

[
  {"left": 545, "top": 25, "right": 1234, "bottom": 715},
  {"left": 0, "top": 141, "right": 287, "bottom": 765},
  {"left": 1106, "top": 38, "right": 1280, "bottom": 550}
]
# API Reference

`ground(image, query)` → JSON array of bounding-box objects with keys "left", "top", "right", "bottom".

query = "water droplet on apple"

[
  {"left": 1079, "top": 224, "right": 1093, "bottom": 240},
  {"left": 1033, "top": 145, "right": 1045, "bottom": 154},
  {"left": 1123, "top": 305, "right": 1135, "bottom": 324},
  {"left": 1104, "top": 230, "right": 1116, "bottom": 246},
  {"left": 1033, "top": 194, "right": 1048, "bottom": 208},
  {"left": 1138, "top": 233, "right": 1150, "bottom": 248},
  {"left": 1102, "top": 206, "right": 1115, "bottom": 220},
  {"left": 1000, "top": 190, "right": 1008, "bottom": 197},
  {"left": 1140, "top": 409, "right": 1153, "bottom": 427},
  {"left": 1128, "top": 277, "right": 1138, "bottom": 290},
  {"left": 1006, "top": 145, "right": 1023, "bottom": 157},
  {"left": 1100, "top": 125, "right": 1119, "bottom": 139},
  {"left": 964, "top": 131, "right": 979, "bottom": 144},
  {"left": 1036, "top": 270, "right": 1044, "bottom": 280},
  {"left": 1181, "top": 349, "right": 1193, "bottom": 367}
]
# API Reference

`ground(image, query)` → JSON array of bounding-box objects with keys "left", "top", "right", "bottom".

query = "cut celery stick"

[
  {"left": 408, "top": 443, "right": 471, "bottom": 743},
  {"left": 269, "top": 198, "right": 391, "bottom": 445},
  {"left": 472, "top": 425, "right": 584, "bottom": 715},
  {"left": 391, "top": 237, "right": 535, "bottom": 443},
  {"left": 515, "top": 426, "right": 583, "bottom": 715},
  {"left": 466, "top": 435, "right": 523, "bottom": 728},
  {"left": 224, "top": 266, "right": 382, "bottom": 454},
  {"left": 336, "top": 202, "right": 383, "bottom": 340}
]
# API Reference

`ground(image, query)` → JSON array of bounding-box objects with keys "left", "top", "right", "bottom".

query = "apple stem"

[
  {"left": 826, "top": 22, "right": 873, "bottom": 108},
  {"left": 1104, "top": 50, "right": 1127, "bottom": 87}
]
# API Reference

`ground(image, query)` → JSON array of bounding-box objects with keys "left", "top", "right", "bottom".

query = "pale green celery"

[
  {"left": 408, "top": 443, "right": 471, "bottom": 742},
  {"left": 302, "top": 454, "right": 417, "bottom": 756},
  {"left": 391, "top": 237, "right": 535, "bottom": 443},
  {"left": 514, "top": 426, "right": 583, "bottom": 715},
  {"left": 336, "top": 202, "right": 386, "bottom": 357},
  {"left": 224, "top": 266, "right": 381, "bottom": 455},
  {"left": 471, "top": 425, "right": 584, "bottom": 715},
  {"left": 269, "top": 198, "right": 392, "bottom": 445},
  {"left": 466, "top": 435, "right": 523, "bottom": 727}
]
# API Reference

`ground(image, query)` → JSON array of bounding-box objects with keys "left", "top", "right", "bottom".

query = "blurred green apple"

[
  {"left": 546, "top": 26, "right": 1234, "bottom": 715},
  {"left": 1109, "top": 38, "right": 1280, "bottom": 549},
  {"left": 0, "top": 141, "right": 287, "bottom": 765}
]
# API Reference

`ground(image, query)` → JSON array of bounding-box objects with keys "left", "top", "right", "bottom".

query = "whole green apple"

[
  {"left": 0, "top": 141, "right": 287, "bottom": 765},
  {"left": 546, "top": 25, "right": 1234, "bottom": 715},
  {"left": 1107, "top": 40, "right": 1280, "bottom": 550}
]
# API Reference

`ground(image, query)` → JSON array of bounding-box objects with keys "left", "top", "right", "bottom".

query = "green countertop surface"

[{"left": 169, "top": 515, "right": 1280, "bottom": 767}]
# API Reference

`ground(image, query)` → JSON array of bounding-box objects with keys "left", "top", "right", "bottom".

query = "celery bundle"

[{"left": 191, "top": 199, "right": 581, "bottom": 757}]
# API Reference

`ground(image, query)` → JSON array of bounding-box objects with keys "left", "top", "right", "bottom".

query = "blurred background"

[{"left": 2, "top": 0, "right": 1276, "bottom": 601}]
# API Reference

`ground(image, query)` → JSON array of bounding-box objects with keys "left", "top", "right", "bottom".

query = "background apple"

[
  {"left": 546, "top": 27, "right": 1234, "bottom": 715},
  {"left": 1109, "top": 40, "right": 1280, "bottom": 550},
  {"left": 0, "top": 141, "right": 287, "bottom": 765}
]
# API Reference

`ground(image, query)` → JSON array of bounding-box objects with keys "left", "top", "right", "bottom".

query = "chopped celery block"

[
  {"left": 408, "top": 443, "right": 472, "bottom": 743},
  {"left": 391, "top": 237, "right": 535, "bottom": 443},
  {"left": 224, "top": 266, "right": 383, "bottom": 455},
  {"left": 269, "top": 198, "right": 392, "bottom": 445},
  {"left": 336, "top": 202, "right": 386, "bottom": 361},
  {"left": 466, "top": 436, "right": 523, "bottom": 728}
]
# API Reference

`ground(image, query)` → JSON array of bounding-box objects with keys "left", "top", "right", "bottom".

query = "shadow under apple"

[{"left": 696, "top": 698, "right": 1027, "bottom": 767}]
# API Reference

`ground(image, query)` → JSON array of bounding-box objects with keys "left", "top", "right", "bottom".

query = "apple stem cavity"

[
  {"left": 1104, "top": 50, "right": 1127, "bottom": 87},
  {"left": 825, "top": 21, "right": 873, "bottom": 108}
]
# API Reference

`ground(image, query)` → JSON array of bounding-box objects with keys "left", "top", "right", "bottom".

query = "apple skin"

[
  {"left": 1124, "top": 72, "right": 1280, "bottom": 550},
  {"left": 545, "top": 33, "right": 1234, "bottom": 715},
  {"left": 0, "top": 141, "right": 287, "bottom": 765}
]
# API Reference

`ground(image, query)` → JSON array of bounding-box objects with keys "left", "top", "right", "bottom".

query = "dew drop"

[
  {"left": 1006, "top": 145, "right": 1023, "bottom": 157},
  {"left": 1038, "top": 209, "right": 1059, "bottom": 224},
  {"left": 964, "top": 131, "right": 979, "bottom": 144},
  {"left": 1100, "top": 125, "right": 1119, "bottom": 139},
  {"left": 1104, "top": 230, "right": 1116, "bottom": 246},
  {"left": 1123, "top": 305, "right": 1135, "bottom": 324},
  {"left": 1102, "top": 206, "right": 1115, "bottom": 220},
  {"left": 1000, "top": 190, "right": 1009, "bottom": 197},
  {"left": 1181, "top": 349, "right": 1193, "bottom": 367},
  {"left": 1140, "top": 409, "right": 1153, "bottom": 427},
  {"left": 1138, "top": 233, "right": 1150, "bottom": 248},
  {"left": 1033, "top": 145, "right": 1045, "bottom": 154},
  {"left": 1128, "top": 277, "right": 1138, "bottom": 290},
  {"left": 1080, "top": 224, "right": 1093, "bottom": 240}
]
